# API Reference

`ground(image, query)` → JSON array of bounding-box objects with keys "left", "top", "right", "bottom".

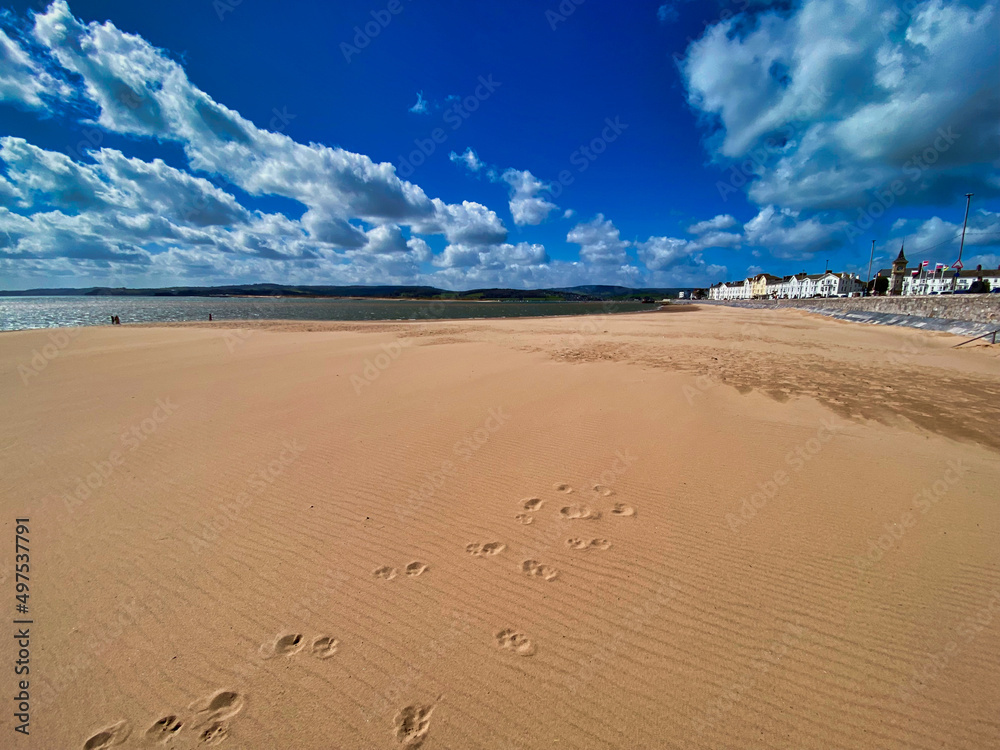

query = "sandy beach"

[{"left": 2, "top": 304, "right": 999, "bottom": 749}]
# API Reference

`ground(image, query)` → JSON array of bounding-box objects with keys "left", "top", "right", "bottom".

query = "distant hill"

[{"left": 0, "top": 283, "right": 693, "bottom": 301}]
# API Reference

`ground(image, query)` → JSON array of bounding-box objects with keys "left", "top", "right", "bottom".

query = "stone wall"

[{"left": 694, "top": 295, "right": 1000, "bottom": 326}]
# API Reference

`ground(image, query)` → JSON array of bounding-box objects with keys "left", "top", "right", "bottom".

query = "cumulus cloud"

[
  {"left": 27, "top": 0, "right": 506, "bottom": 244},
  {"left": 743, "top": 205, "right": 847, "bottom": 258},
  {"left": 433, "top": 241, "right": 548, "bottom": 270},
  {"left": 682, "top": 0, "right": 1000, "bottom": 210},
  {"left": 567, "top": 214, "right": 630, "bottom": 265},
  {"left": 500, "top": 169, "right": 559, "bottom": 226},
  {"left": 413, "top": 199, "right": 508, "bottom": 246},
  {"left": 890, "top": 209, "right": 1000, "bottom": 260},
  {"left": 449, "top": 147, "right": 483, "bottom": 172},
  {"left": 689, "top": 214, "right": 739, "bottom": 234},
  {"left": 0, "top": 27, "right": 70, "bottom": 109}
]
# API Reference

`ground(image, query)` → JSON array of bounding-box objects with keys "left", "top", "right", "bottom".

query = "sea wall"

[{"left": 694, "top": 295, "right": 1000, "bottom": 326}]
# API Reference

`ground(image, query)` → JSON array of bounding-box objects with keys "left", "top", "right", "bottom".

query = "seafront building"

[
  {"left": 708, "top": 271, "right": 865, "bottom": 300},
  {"left": 877, "top": 248, "right": 1000, "bottom": 296},
  {"left": 708, "top": 253, "right": 1000, "bottom": 300}
]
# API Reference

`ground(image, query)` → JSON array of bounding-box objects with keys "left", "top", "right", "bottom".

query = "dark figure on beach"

[
  {"left": 110, "top": 315, "right": 115, "bottom": 325},
  {"left": 209, "top": 313, "right": 213, "bottom": 321},
  {"left": 112, "top": 315, "right": 121, "bottom": 325}
]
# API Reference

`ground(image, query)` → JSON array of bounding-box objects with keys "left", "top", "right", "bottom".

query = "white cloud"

[
  {"left": 682, "top": 0, "right": 1000, "bottom": 210},
  {"left": 408, "top": 91, "right": 428, "bottom": 114},
  {"left": 449, "top": 147, "right": 483, "bottom": 172},
  {"left": 689, "top": 214, "right": 738, "bottom": 234},
  {"left": 0, "top": 27, "right": 69, "bottom": 109},
  {"left": 412, "top": 199, "right": 507, "bottom": 246},
  {"left": 567, "top": 214, "right": 630, "bottom": 265},
  {"left": 28, "top": 0, "right": 505, "bottom": 245},
  {"left": 500, "top": 169, "right": 559, "bottom": 226},
  {"left": 742, "top": 205, "right": 847, "bottom": 259},
  {"left": 891, "top": 209, "right": 1000, "bottom": 260}
]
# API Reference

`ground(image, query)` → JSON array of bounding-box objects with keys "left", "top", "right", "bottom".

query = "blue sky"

[{"left": 0, "top": 0, "right": 998, "bottom": 290}]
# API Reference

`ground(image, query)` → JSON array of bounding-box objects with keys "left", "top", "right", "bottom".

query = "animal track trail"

[
  {"left": 83, "top": 720, "right": 131, "bottom": 749},
  {"left": 521, "top": 559, "right": 558, "bottom": 581},
  {"left": 144, "top": 714, "right": 183, "bottom": 744},
  {"left": 559, "top": 504, "right": 602, "bottom": 521},
  {"left": 260, "top": 632, "right": 305, "bottom": 659},
  {"left": 311, "top": 635, "right": 339, "bottom": 659},
  {"left": 514, "top": 513, "right": 534, "bottom": 525},
  {"left": 592, "top": 484, "right": 615, "bottom": 497},
  {"left": 554, "top": 483, "right": 574, "bottom": 493},
  {"left": 373, "top": 565, "right": 398, "bottom": 580},
  {"left": 188, "top": 690, "right": 245, "bottom": 729},
  {"left": 522, "top": 497, "right": 544, "bottom": 511},
  {"left": 394, "top": 703, "right": 436, "bottom": 748},
  {"left": 611, "top": 503, "right": 636, "bottom": 517},
  {"left": 495, "top": 628, "right": 536, "bottom": 656},
  {"left": 405, "top": 561, "right": 429, "bottom": 577},
  {"left": 566, "top": 537, "right": 611, "bottom": 550},
  {"left": 466, "top": 542, "right": 506, "bottom": 557}
]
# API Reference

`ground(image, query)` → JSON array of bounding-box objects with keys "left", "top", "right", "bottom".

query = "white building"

[{"left": 711, "top": 271, "right": 866, "bottom": 300}]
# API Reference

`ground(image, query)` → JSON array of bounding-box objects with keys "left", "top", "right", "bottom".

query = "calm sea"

[{"left": 0, "top": 296, "right": 654, "bottom": 331}]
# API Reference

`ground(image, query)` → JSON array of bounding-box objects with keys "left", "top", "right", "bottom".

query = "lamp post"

[
  {"left": 865, "top": 240, "right": 875, "bottom": 296},
  {"left": 951, "top": 193, "right": 973, "bottom": 292}
]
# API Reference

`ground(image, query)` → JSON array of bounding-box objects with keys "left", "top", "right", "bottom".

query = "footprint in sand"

[
  {"left": 466, "top": 542, "right": 506, "bottom": 557},
  {"left": 144, "top": 715, "right": 183, "bottom": 744},
  {"left": 495, "top": 628, "right": 536, "bottom": 656},
  {"left": 405, "top": 561, "right": 429, "bottom": 577},
  {"left": 521, "top": 559, "right": 558, "bottom": 581},
  {"left": 188, "top": 690, "right": 245, "bottom": 729},
  {"left": 311, "top": 635, "right": 339, "bottom": 659},
  {"left": 522, "top": 497, "right": 544, "bottom": 511},
  {"left": 514, "top": 513, "right": 534, "bottom": 525},
  {"left": 554, "top": 483, "right": 574, "bottom": 493},
  {"left": 260, "top": 632, "right": 305, "bottom": 659},
  {"left": 83, "top": 720, "right": 131, "bottom": 749},
  {"left": 592, "top": 484, "right": 615, "bottom": 497},
  {"left": 394, "top": 704, "right": 435, "bottom": 748},
  {"left": 611, "top": 503, "right": 636, "bottom": 518},
  {"left": 374, "top": 565, "right": 398, "bottom": 580},
  {"left": 559, "top": 504, "right": 601, "bottom": 521},
  {"left": 566, "top": 537, "right": 611, "bottom": 550},
  {"left": 198, "top": 721, "right": 229, "bottom": 746}
]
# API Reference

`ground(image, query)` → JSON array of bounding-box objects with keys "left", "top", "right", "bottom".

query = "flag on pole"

[{"left": 921, "top": 260, "right": 929, "bottom": 267}]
